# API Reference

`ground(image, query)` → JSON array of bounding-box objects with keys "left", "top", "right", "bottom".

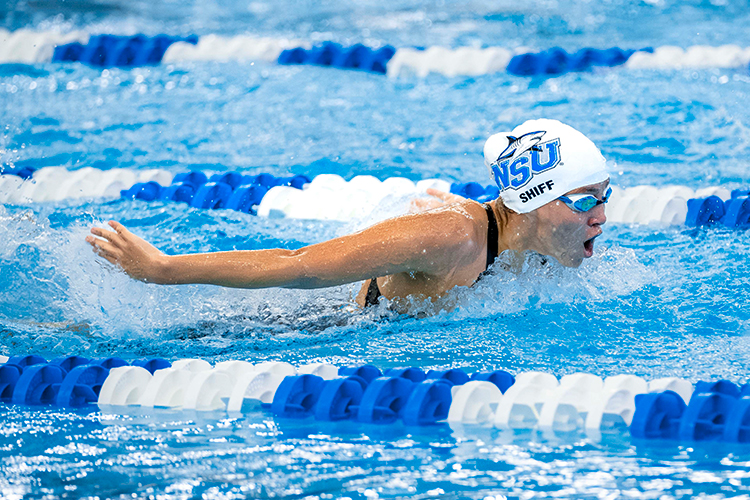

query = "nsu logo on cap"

[{"left": 489, "top": 130, "right": 561, "bottom": 202}]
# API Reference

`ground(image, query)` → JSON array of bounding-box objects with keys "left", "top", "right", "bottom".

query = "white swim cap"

[{"left": 483, "top": 119, "right": 609, "bottom": 213}]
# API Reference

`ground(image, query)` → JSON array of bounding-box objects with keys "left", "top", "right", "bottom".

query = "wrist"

[{"left": 153, "top": 254, "right": 175, "bottom": 284}]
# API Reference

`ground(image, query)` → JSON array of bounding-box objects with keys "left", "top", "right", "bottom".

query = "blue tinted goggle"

[{"left": 557, "top": 187, "right": 612, "bottom": 213}]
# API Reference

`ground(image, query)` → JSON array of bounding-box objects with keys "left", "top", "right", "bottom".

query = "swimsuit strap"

[
  {"left": 483, "top": 203, "right": 499, "bottom": 270},
  {"left": 365, "top": 203, "right": 499, "bottom": 307},
  {"left": 363, "top": 278, "right": 382, "bottom": 308}
]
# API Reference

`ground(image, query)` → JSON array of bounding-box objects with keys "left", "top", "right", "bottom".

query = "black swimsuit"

[{"left": 363, "top": 203, "right": 500, "bottom": 307}]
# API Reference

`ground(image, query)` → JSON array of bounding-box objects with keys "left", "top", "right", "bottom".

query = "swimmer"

[{"left": 86, "top": 119, "right": 610, "bottom": 311}]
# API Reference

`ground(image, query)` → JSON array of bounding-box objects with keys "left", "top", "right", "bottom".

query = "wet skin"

[
  {"left": 355, "top": 180, "right": 609, "bottom": 307},
  {"left": 85, "top": 181, "right": 608, "bottom": 309}
]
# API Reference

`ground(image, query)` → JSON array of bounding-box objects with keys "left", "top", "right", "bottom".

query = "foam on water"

[{"left": 446, "top": 245, "right": 653, "bottom": 317}]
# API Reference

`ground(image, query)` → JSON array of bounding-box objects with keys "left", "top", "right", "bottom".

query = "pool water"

[{"left": 3, "top": 0, "right": 750, "bottom": 498}]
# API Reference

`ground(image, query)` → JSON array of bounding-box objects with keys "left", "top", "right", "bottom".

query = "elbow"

[
  {"left": 279, "top": 248, "right": 320, "bottom": 288},
  {"left": 282, "top": 248, "right": 354, "bottom": 289}
]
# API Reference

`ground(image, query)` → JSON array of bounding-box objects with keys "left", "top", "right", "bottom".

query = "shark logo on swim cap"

[
  {"left": 493, "top": 131, "right": 546, "bottom": 165},
  {"left": 483, "top": 119, "right": 609, "bottom": 213}
]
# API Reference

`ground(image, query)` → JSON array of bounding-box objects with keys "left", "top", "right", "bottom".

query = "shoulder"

[
  {"left": 348, "top": 199, "right": 488, "bottom": 255},
  {"left": 393, "top": 199, "right": 488, "bottom": 253}
]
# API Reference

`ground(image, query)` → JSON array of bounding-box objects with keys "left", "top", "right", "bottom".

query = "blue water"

[{"left": 3, "top": 1, "right": 750, "bottom": 498}]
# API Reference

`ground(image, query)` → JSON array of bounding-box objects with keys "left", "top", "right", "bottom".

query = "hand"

[
  {"left": 409, "top": 188, "right": 466, "bottom": 213},
  {"left": 86, "top": 221, "right": 169, "bottom": 283}
]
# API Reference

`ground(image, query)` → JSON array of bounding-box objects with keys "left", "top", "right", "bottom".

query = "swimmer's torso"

[{"left": 355, "top": 200, "right": 497, "bottom": 309}]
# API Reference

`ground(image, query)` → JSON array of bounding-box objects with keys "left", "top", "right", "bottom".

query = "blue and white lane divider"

[
  {"left": 3, "top": 29, "right": 750, "bottom": 77},
  {"left": 1, "top": 353, "right": 750, "bottom": 443},
  {"left": 1, "top": 166, "right": 749, "bottom": 228},
  {"left": 0, "top": 166, "right": 174, "bottom": 203}
]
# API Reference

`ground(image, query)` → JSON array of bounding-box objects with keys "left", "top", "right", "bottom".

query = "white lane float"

[
  {"left": 226, "top": 371, "right": 287, "bottom": 411},
  {"left": 0, "top": 28, "right": 89, "bottom": 64},
  {"left": 298, "top": 363, "right": 339, "bottom": 380},
  {"left": 386, "top": 46, "right": 516, "bottom": 78},
  {"left": 171, "top": 358, "right": 212, "bottom": 372},
  {"left": 447, "top": 380, "right": 503, "bottom": 424},
  {"left": 537, "top": 373, "right": 603, "bottom": 432},
  {"left": 625, "top": 45, "right": 750, "bottom": 69},
  {"left": 98, "top": 366, "right": 153, "bottom": 406},
  {"left": 214, "top": 360, "right": 256, "bottom": 379},
  {"left": 138, "top": 368, "right": 195, "bottom": 408},
  {"left": 182, "top": 370, "right": 235, "bottom": 411},
  {"left": 493, "top": 372, "right": 559, "bottom": 429},
  {"left": 163, "top": 34, "right": 310, "bottom": 63}
]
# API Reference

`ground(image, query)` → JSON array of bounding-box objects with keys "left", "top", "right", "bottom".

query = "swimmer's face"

[{"left": 529, "top": 180, "right": 609, "bottom": 267}]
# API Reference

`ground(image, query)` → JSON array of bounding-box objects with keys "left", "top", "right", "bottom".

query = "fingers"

[
  {"left": 426, "top": 188, "right": 451, "bottom": 200},
  {"left": 90, "top": 227, "right": 122, "bottom": 245},
  {"left": 425, "top": 188, "right": 465, "bottom": 204},
  {"left": 86, "top": 235, "right": 119, "bottom": 256},
  {"left": 89, "top": 220, "right": 131, "bottom": 248},
  {"left": 97, "top": 251, "right": 117, "bottom": 265},
  {"left": 87, "top": 222, "right": 132, "bottom": 268},
  {"left": 109, "top": 220, "right": 131, "bottom": 236},
  {"left": 86, "top": 236, "right": 118, "bottom": 264},
  {"left": 408, "top": 198, "right": 443, "bottom": 213}
]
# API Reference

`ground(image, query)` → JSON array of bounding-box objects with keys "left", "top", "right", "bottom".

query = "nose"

[{"left": 589, "top": 203, "right": 607, "bottom": 226}]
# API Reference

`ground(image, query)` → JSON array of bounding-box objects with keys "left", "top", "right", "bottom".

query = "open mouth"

[{"left": 583, "top": 236, "right": 597, "bottom": 257}]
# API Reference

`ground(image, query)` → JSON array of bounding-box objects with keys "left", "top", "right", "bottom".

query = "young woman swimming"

[{"left": 86, "top": 119, "right": 610, "bottom": 310}]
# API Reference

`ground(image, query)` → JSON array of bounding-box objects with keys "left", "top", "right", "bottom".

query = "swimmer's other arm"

[{"left": 86, "top": 206, "right": 481, "bottom": 289}]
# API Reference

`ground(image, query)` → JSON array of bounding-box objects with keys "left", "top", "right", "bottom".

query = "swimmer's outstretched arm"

[{"left": 86, "top": 204, "right": 483, "bottom": 289}]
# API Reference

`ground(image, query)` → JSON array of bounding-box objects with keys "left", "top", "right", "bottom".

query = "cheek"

[
  {"left": 534, "top": 205, "right": 588, "bottom": 253},
  {"left": 546, "top": 217, "right": 588, "bottom": 251}
]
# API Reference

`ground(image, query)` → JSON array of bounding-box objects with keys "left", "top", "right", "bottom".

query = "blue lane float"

[
  {"left": 131, "top": 358, "right": 172, "bottom": 374},
  {"left": 0, "top": 166, "right": 36, "bottom": 180},
  {"left": 685, "top": 193, "right": 750, "bottom": 228},
  {"left": 338, "top": 364, "right": 382, "bottom": 383},
  {"left": 52, "top": 34, "right": 198, "bottom": 67},
  {"left": 0, "top": 355, "right": 171, "bottom": 407},
  {"left": 383, "top": 367, "right": 426, "bottom": 383},
  {"left": 271, "top": 374, "right": 326, "bottom": 418},
  {"left": 55, "top": 365, "right": 109, "bottom": 407},
  {"left": 450, "top": 182, "right": 499, "bottom": 203},
  {"left": 270, "top": 366, "right": 462, "bottom": 425},
  {"left": 119, "top": 170, "right": 311, "bottom": 215},
  {"left": 117, "top": 170, "right": 501, "bottom": 217},
  {"left": 401, "top": 379, "right": 453, "bottom": 425},
  {"left": 314, "top": 375, "right": 367, "bottom": 421},
  {"left": 11, "top": 364, "right": 67, "bottom": 405},
  {"left": 0, "top": 364, "right": 22, "bottom": 403},
  {"left": 506, "top": 47, "right": 642, "bottom": 76},
  {"left": 356, "top": 376, "right": 417, "bottom": 424},
  {"left": 334, "top": 365, "right": 504, "bottom": 426},
  {"left": 278, "top": 42, "right": 396, "bottom": 74},
  {"left": 426, "top": 368, "right": 470, "bottom": 386},
  {"left": 631, "top": 379, "right": 750, "bottom": 443},
  {"left": 470, "top": 370, "right": 516, "bottom": 393}
]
